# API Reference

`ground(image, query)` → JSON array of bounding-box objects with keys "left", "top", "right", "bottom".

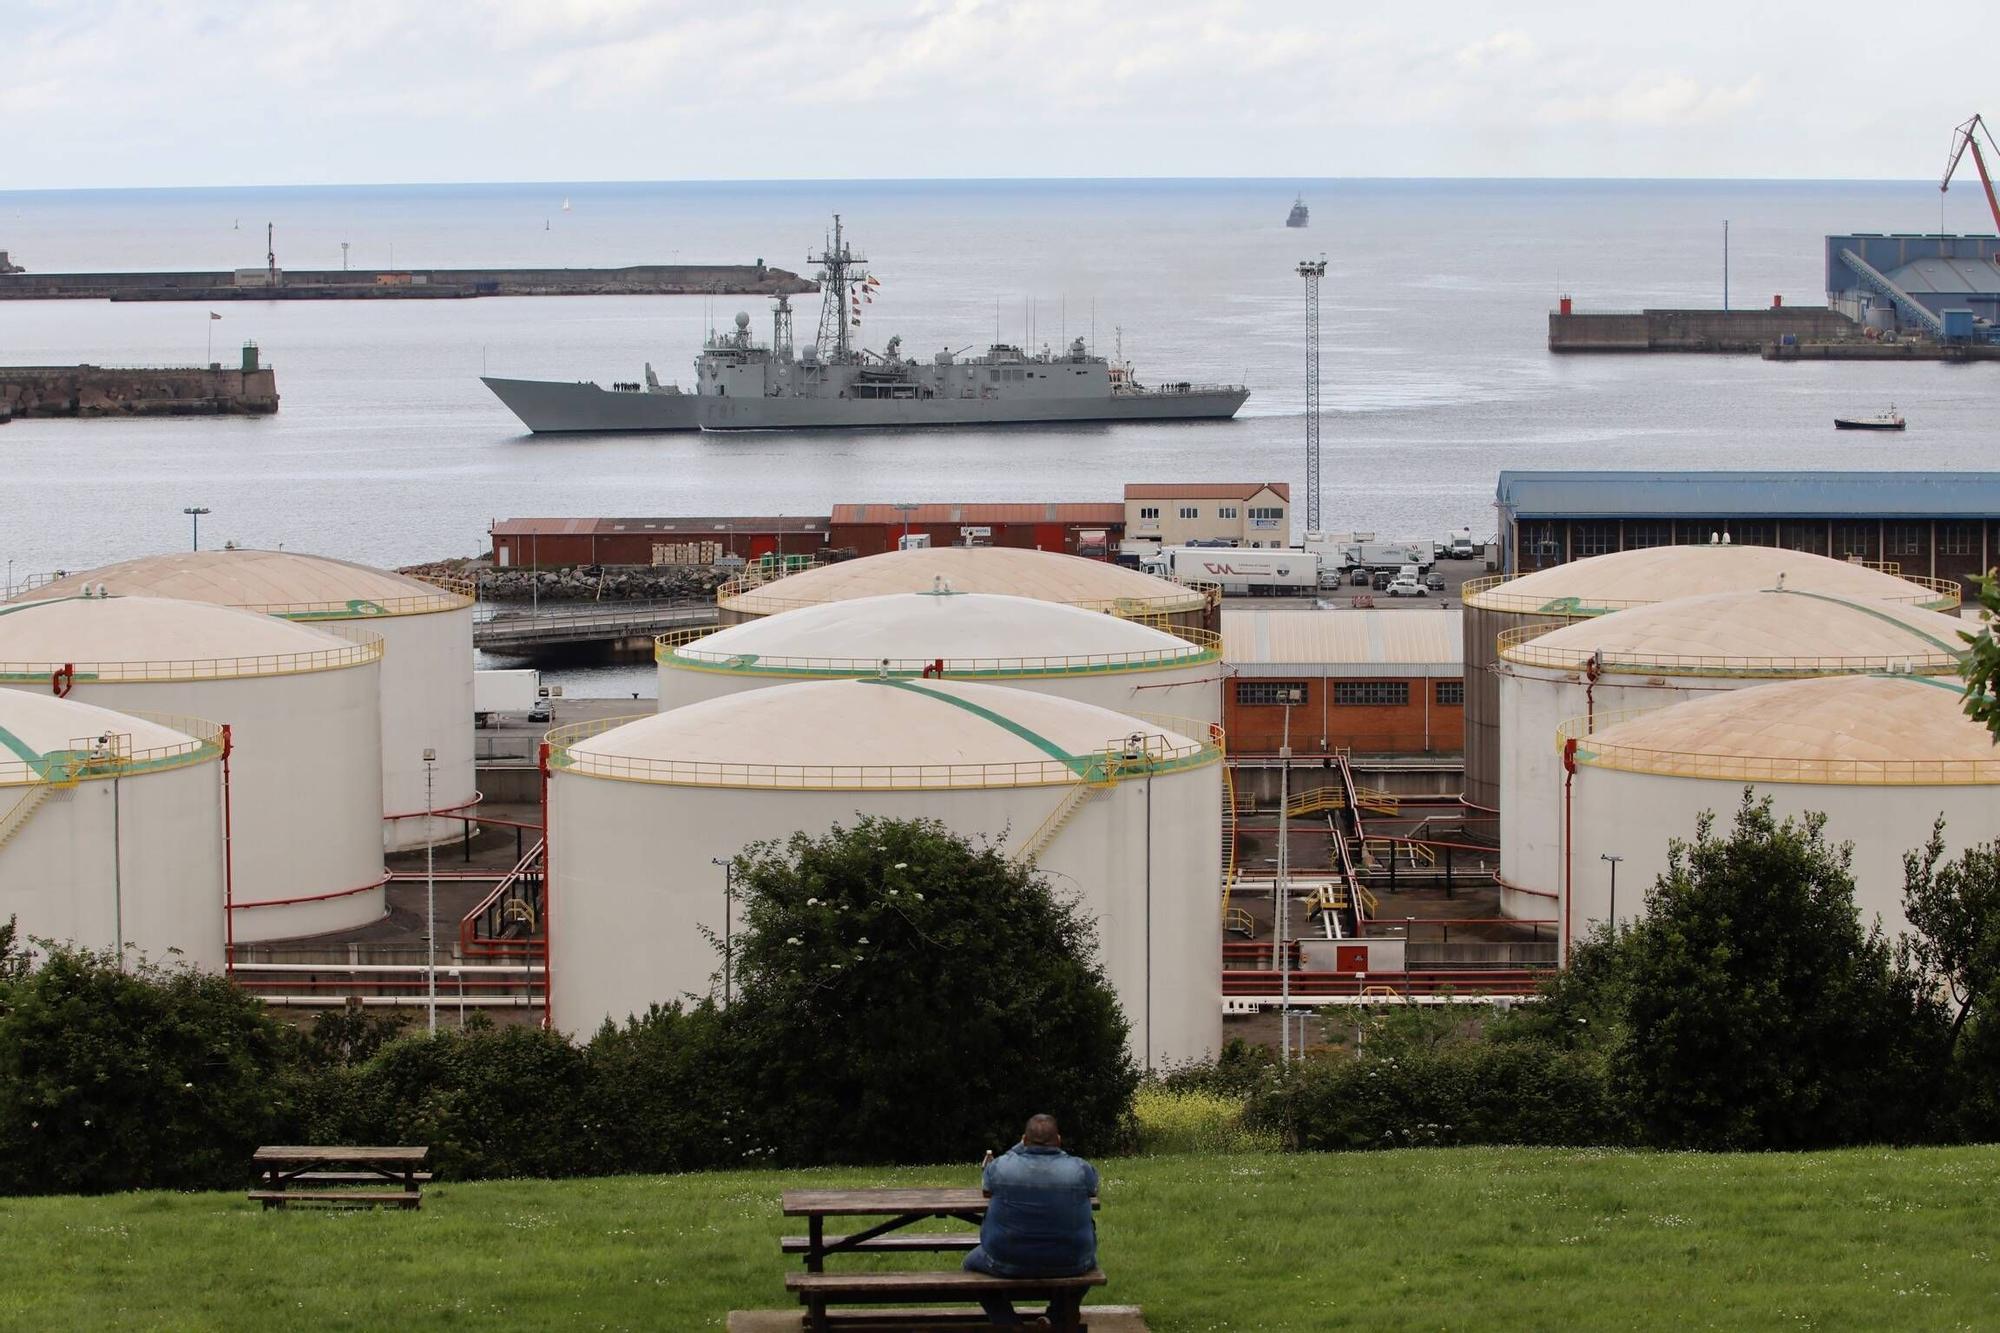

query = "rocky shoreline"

[{"left": 400, "top": 558, "right": 730, "bottom": 605}]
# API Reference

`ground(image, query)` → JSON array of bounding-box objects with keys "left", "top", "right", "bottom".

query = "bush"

[
  {"left": 1130, "top": 1086, "right": 1278, "bottom": 1155},
  {"left": 0, "top": 945, "right": 291, "bottom": 1194},
  {"left": 582, "top": 1004, "right": 735, "bottom": 1174}
]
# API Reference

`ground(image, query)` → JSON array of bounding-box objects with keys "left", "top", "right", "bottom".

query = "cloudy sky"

[{"left": 6, "top": 0, "right": 1994, "bottom": 188}]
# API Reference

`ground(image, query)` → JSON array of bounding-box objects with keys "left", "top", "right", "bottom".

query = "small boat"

[{"left": 1834, "top": 404, "right": 1905, "bottom": 431}]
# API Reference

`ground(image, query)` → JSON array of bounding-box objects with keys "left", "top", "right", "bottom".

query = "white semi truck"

[{"left": 1144, "top": 546, "right": 1327, "bottom": 594}]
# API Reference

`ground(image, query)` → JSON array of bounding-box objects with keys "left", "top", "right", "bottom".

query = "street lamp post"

[
  {"left": 711, "top": 857, "right": 734, "bottom": 1005},
  {"left": 424, "top": 748, "right": 438, "bottom": 1033},
  {"left": 893, "top": 502, "right": 918, "bottom": 549},
  {"left": 1600, "top": 853, "right": 1623, "bottom": 934},
  {"left": 182, "top": 506, "right": 210, "bottom": 552},
  {"left": 1275, "top": 703, "right": 1295, "bottom": 1062}
]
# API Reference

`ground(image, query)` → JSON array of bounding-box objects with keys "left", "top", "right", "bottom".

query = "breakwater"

[
  {"left": 0, "top": 263, "right": 813, "bottom": 302},
  {"left": 1549, "top": 306, "right": 1858, "bottom": 352},
  {"left": 0, "top": 363, "right": 278, "bottom": 418}
]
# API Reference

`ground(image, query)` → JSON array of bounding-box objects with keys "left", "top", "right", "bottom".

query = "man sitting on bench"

[{"left": 963, "top": 1114, "right": 1100, "bottom": 1327}]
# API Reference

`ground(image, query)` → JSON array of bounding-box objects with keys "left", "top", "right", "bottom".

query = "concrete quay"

[
  {"left": 0, "top": 262, "right": 814, "bottom": 302},
  {"left": 1549, "top": 306, "right": 1857, "bottom": 352},
  {"left": 0, "top": 361, "right": 279, "bottom": 417}
]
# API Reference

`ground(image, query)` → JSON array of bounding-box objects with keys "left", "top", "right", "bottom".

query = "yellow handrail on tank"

[
  {"left": 1465, "top": 569, "right": 1959, "bottom": 615},
  {"left": 1496, "top": 621, "right": 1963, "bottom": 677},
  {"left": 1555, "top": 706, "right": 2000, "bottom": 786}
]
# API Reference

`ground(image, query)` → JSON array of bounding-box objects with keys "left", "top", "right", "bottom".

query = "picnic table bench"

[
  {"left": 781, "top": 1187, "right": 1103, "bottom": 1331},
  {"left": 248, "top": 1145, "right": 430, "bottom": 1210}
]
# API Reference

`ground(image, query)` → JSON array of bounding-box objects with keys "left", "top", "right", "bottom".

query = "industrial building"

[
  {"left": 1462, "top": 541, "right": 1955, "bottom": 814},
  {"left": 0, "top": 594, "right": 386, "bottom": 943},
  {"left": 0, "top": 691, "right": 227, "bottom": 970},
  {"left": 717, "top": 546, "right": 1217, "bottom": 635},
  {"left": 829, "top": 503, "right": 1124, "bottom": 558},
  {"left": 25, "top": 550, "right": 476, "bottom": 852},
  {"left": 1825, "top": 233, "right": 2000, "bottom": 336},
  {"left": 491, "top": 516, "right": 832, "bottom": 568},
  {"left": 1492, "top": 471, "right": 2000, "bottom": 587},
  {"left": 1221, "top": 608, "right": 1463, "bottom": 756},
  {"left": 1565, "top": 673, "right": 2000, "bottom": 949},
  {"left": 546, "top": 677, "right": 1223, "bottom": 1066},
  {"left": 659, "top": 591, "right": 1221, "bottom": 723},
  {"left": 1123, "top": 483, "right": 1292, "bottom": 549},
  {"left": 1495, "top": 587, "right": 1972, "bottom": 920}
]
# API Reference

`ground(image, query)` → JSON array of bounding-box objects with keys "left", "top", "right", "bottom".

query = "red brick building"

[
  {"left": 829, "top": 503, "right": 1125, "bottom": 558},
  {"left": 490, "top": 516, "right": 832, "bottom": 569},
  {"left": 1221, "top": 608, "right": 1464, "bottom": 756}
]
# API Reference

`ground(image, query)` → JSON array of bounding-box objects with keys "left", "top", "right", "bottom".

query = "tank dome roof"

[
  {"left": 1576, "top": 674, "right": 2000, "bottom": 783},
  {"left": 0, "top": 690, "right": 218, "bottom": 786},
  {"left": 719, "top": 547, "right": 1206, "bottom": 617},
  {"left": 1468, "top": 544, "right": 1953, "bottom": 616},
  {"left": 19, "top": 549, "right": 468, "bottom": 619},
  {"left": 0, "top": 595, "right": 378, "bottom": 679},
  {"left": 1502, "top": 588, "right": 1969, "bottom": 676},
  {"left": 667, "top": 591, "right": 1210, "bottom": 675},
  {"left": 557, "top": 678, "right": 1217, "bottom": 789}
]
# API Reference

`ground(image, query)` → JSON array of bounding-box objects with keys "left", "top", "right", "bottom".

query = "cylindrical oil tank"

[
  {"left": 659, "top": 590, "right": 1221, "bottom": 724},
  {"left": 716, "top": 546, "right": 1219, "bottom": 637},
  {"left": 22, "top": 550, "right": 475, "bottom": 852},
  {"left": 0, "top": 691, "right": 226, "bottom": 969},
  {"left": 1462, "top": 545, "right": 1957, "bottom": 816},
  {"left": 548, "top": 677, "right": 1224, "bottom": 1067},
  {"left": 1565, "top": 674, "right": 2000, "bottom": 953},
  {"left": 0, "top": 594, "right": 385, "bottom": 942},
  {"left": 1496, "top": 587, "right": 1968, "bottom": 918}
]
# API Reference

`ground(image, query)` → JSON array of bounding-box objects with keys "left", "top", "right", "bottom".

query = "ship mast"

[{"left": 809, "top": 213, "right": 865, "bottom": 363}]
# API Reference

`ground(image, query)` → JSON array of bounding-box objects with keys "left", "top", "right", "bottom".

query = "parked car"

[
  {"left": 527, "top": 699, "right": 552, "bottom": 723},
  {"left": 1386, "top": 577, "right": 1427, "bottom": 598},
  {"left": 1425, "top": 572, "right": 1446, "bottom": 590},
  {"left": 1371, "top": 570, "right": 1393, "bottom": 590},
  {"left": 1350, "top": 568, "right": 1372, "bottom": 586}
]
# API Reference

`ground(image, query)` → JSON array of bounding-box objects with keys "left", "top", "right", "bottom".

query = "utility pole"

[
  {"left": 1275, "top": 702, "right": 1295, "bottom": 1061},
  {"left": 1722, "top": 220, "right": 1730, "bottom": 312},
  {"left": 424, "top": 749, "right": 438, "bottom": 1034},
  {"left": 1296, "top": 257, "right": 1327, "bottom": 534},
  {"left": 1600, "top": 852, "right": 1623, "bottom": 933},
  {"left": 711, "top": 857, "right": 734, "bottom": 1005},
  {"left": 182, "top": 506, "right": 210, "bottom": 551}
]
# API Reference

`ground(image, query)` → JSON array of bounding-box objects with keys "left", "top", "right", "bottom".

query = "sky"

[{"left": 4, "top": 0, "right": 1997, "bottom": 189}]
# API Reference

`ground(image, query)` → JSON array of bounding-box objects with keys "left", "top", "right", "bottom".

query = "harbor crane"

[{"left": 1941, "top": 114, "right": 2000, "bottom": 234}]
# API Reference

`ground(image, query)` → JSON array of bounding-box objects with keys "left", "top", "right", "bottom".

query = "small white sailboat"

[{"left": 561, "top": 197, "right": 572, "bottom": 212}]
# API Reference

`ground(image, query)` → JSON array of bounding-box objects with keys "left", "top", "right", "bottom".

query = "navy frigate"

[{"left": 481, "top": 215, "right": 1249, "bottom": 433}]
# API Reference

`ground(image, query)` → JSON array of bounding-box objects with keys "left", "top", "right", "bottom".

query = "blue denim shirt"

[{"left": 976, "top": 1144, "right": 1099, "bottom": 1277}]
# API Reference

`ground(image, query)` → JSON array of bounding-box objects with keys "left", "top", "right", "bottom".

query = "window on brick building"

[
  {"left": 1218, "top": 506, "right": 1238, "bottom": 520},
  {"left": 1138, "top": 506, "right": 1159, "bottom": 520},
  {"left": 1235, "top": 680, "right": 1307, "bottom": 706},
  {"left": 1180, "top": 506, "right": 1199, "bottom": 520},
  {"left": 1334, "top": 681, "right": 1409, "bottom": 707},
  {"left": 1434, "top": 680, "right": 1465, "bottom": 706}
]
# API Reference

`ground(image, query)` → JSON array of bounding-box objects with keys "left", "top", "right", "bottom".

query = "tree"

[
  {"left": 1617, "top": 795, "right": 1950, "bottom": 1150},
  {"left": 1901, "top": 824, "right": 2000, "bottom": 1136},
  {"left": 713, "top": 816, "right": 1137, "bottom": 1167},
  {"left": 1961, "top": 571, "right": 2000, "bottom": 740},
  {"left": 0, "top": 945, "right": 290, "bottom": 1194}
]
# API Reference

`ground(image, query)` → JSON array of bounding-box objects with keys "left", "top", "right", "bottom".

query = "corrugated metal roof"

[
  {"left": 1124, "top": 482, "right": 1291, "bottom": 501},
  {"left": 492, "top": 516, "right": 828, "bottom": 537},
  {"left": 831, "top": 503, "right": 1123, "bottom": 525},
  {"left": 1222, "top": 609, "right": 1461, "bottom": 678},
  {"left": 1882, "top": 256, "right": 2000, "bottom": 297},
  {"left": 1496, "top": 471, "right": 2000, "bottom": 519}
]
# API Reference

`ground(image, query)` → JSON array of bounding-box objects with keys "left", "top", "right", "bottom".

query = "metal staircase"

[
  {"left": 0, "top": 786, "right": 57, "bottom": 851},
  {"left": 1013, "top": 782, "right": 1099, "bottom": 864},
  {"left": 0, "top": 748, "right": 87, "bottom": 852},
  {"left": 1838, "top": 248, "right": 1946, "bottom": 339}
]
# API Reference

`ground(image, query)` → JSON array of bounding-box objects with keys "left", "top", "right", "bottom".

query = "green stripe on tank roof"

[
  {"left": 0, "top": 723, "right": 43, "bottom": 768},
  {"left": 865, "top": 677, "right": 1090, "bottom": 774},
  {"left": 1776, "top": 588, "right": 1965, "bottom": 658}
]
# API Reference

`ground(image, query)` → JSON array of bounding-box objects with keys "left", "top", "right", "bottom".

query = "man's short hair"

[{"left": 1023, "top": 1114, "right": 1061, "bottom": 1145}]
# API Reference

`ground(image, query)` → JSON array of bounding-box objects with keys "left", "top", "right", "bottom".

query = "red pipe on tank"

[
  {"left": 51, "top": 663, "right": 73, "bottom": 698},
  {"left": 221, "top": 725, "right": 236, "bottom": 976},
  {"left": 1560, "top": 736, "right": 1579, "bottom": 963},
  {"left": 538, "top": 740, "right": 553, "bottom": 1030}
]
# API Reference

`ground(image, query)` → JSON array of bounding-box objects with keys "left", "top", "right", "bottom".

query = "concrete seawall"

[
  {"left": 0, "top": 364, "right": 279, "bottom": 418},
  {"left": 0, "top": 264, "right": 814, "bottom": 302},
  {"left": 1549, "top": 307, "right": 1858, "bottom": 352}
]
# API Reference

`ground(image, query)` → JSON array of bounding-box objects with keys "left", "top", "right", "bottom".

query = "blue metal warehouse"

[
  {"left": 1495, "top": 470, "right": 2000, "bottom": 587},
  {"left": 1824, "top": 233, "right": 2000, "bottom": 339}
]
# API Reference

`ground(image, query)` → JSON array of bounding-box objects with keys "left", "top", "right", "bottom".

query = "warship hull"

[{"left": 485, "top": 376, "right": 1248, "bottom": 433}]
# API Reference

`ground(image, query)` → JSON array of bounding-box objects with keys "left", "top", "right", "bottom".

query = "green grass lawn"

[{"left": 2, "top": 1146, "right": 1997, "bottom": 1331}]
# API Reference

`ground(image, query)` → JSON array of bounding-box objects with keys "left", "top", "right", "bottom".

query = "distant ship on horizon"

[
  {"left": 1286, "top": 195, "right": 1309, "bottom": 228},
  {"left": 482, "top": 214, "right": 1249, "bottom": 434}
]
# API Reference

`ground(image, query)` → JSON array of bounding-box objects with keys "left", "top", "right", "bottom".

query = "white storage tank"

[
  {"left": 1462, "top": 544, "right": 1958, "bottom": 814},
  {"left": 0, "top": 691, "right": 227, "bottom": 970},
  {"left": 1496, "top": 587, "right": 1968, "bottom": 918},
  {"left": 22, "top": 550, "right": 475, "bottom": 852},
  {"left": 1565, "top": 674, "right": 2000, "bottom": 951},
  {"left": 659, "top": 590, "right": 1221, "bottom": 724},
  {"left": 0, "top": 594, "right": 385, "bottom": 943},
  {"left": 548, "top": 677, "right": 1224, "bottom": 1066},
  {"left": 717, "top": 546, "right": 1217, "bottom": 636}
]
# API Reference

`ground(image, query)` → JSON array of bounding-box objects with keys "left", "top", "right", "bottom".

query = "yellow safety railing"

[
  {"left": 1219, "top": 761, "right": 1240, "bottom": 923},
  {"left": 717, "top": 575, "right": 1212, "bottom": 618},
  {"left": 1012, "top": 782, "right": 1099, "bottom": 862},
  {"left": 1222, "top": 905, "right": 1255, "bottom": 937},
  {"left": 0, "top": 627, "right": 383, "bottom": 685},
  {"left": 1496, "top": 621, "right": 1962, "bottom": 677},
  {"left": 0, "top": 711, "right": 224, "bottom": 787},
  {"left": 1556, "top": 708, "right": 2000, "bottom": 786},
  {"left": 547, "top": 712, "right": 1222, "bottom": 790},
  {"left": 657, "top": 625, "right": 1221, "bottom": 676},
  {"left": 1465, "top": 570, "right": 1959, "bottom": 614}
]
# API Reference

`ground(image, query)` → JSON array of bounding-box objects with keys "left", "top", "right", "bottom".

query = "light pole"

[
  {"left": 424, "top": 748, "right": 437, "bottom": 1033},
  {"left": 711, "top": 856, "right": 734, "bottom": 1004},
  {"left": 1275, "top": 702, "right": 1295, "bottom": 1062},
  {"left": 893, "top": 502, "right": 918, "bottom": 549},
  {"left": 1600, "top": 853, "right": 1623, "bottom": 934},
  {"left": 182, "top": 506, "right": 210, "bottom": 552}
]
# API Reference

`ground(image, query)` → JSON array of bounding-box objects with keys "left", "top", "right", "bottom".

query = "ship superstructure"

[{"left": 482, "top": 215, "right": 1248, "bottom": 434}]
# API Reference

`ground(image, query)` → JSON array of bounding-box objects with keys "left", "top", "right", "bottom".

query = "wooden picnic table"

[
  {"left": 780, "top": 1187, "right": 1097, "bottom": 1273},
  {"left": 249, "top": 1145, "right": 430, "bottom": 1210}
]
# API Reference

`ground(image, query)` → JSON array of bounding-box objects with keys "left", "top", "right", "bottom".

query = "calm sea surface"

[{"left": 1, "top": 179, "right": 1993, "bottom": 691}]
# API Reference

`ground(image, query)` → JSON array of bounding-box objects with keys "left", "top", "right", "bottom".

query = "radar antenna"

[{"left": 809, "top": 214, "right": 867, "bottom": 363}]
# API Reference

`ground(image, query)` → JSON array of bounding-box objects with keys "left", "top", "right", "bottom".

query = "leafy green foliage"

[
  {"left": 1959, "top": 571, "right": 2000, "bottom": 739},
  {"left": 1618, "top": 795, "right": 1950, "bottom": 1150},
  {"left": 714, "top": 815, "right": 1138, "bottom": 1165},
  {"left": 582, "top": 1004, "right": 736, "bottom": 1174},
  {"left": 1901, "top": 824, "right": 2000, "bottom": 1137},
  {"left": 0, "top": 945, "right": 290, "bottom": 1194}
]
